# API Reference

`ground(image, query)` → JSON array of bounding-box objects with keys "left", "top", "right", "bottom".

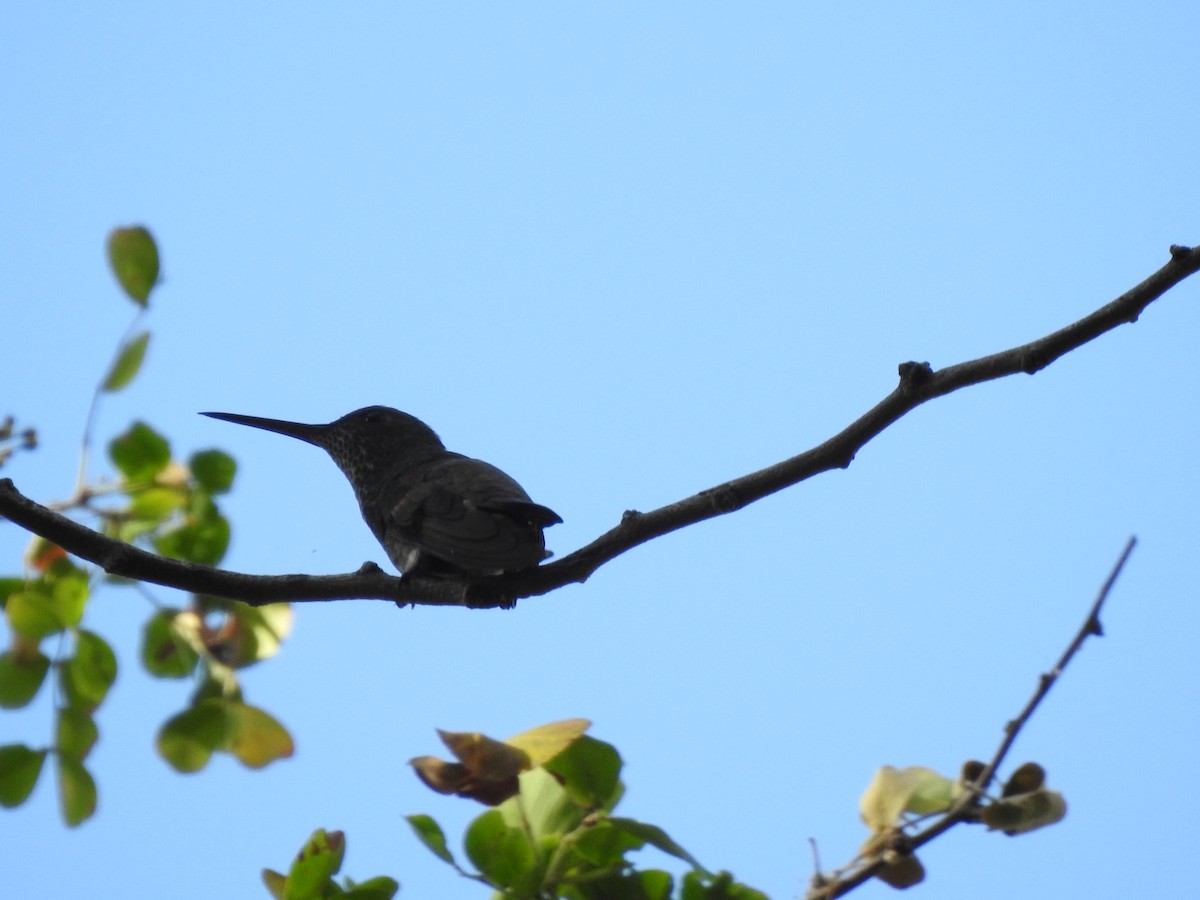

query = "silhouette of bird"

[{"left": 201, "top": 406, "right": 561, "bottom": 577}]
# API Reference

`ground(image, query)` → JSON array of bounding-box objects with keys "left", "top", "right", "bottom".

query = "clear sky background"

[{"left": 3, "top": 4, "right": 1198, "bottom": 898}]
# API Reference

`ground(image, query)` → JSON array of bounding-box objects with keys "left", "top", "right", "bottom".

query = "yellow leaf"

[
  {"left": 224, "top": 703, "right": 294, "bottom": 768},
  {"left": 859, "top": 765, "right": 956, "bottom": 831},
  {"left": 505, "top": 718, "right": 591, "bottom": 767}
]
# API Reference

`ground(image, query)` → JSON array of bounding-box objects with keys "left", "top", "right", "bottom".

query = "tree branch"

[
  {"left": 0, "top": 246, "right": 1196, "bottom": 608},
  {"left": 806, "top": 536, "right": 1137, "bottom": 899}
]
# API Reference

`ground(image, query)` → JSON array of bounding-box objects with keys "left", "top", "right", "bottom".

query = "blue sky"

[{"left": 3, "top": 4, "right": 1198, "bottom": 898}]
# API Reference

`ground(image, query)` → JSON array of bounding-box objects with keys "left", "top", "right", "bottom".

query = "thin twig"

[
  {"left": 973, "top": 535, "right": 1135, "bottom": 794},
  {"left": 75, "top": 309, "right": 146, "bottom": 499},
  {"left": 806, "top": 537, "right": 1137, "bottom": 899}
]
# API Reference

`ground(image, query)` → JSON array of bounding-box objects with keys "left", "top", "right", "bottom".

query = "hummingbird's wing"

[{"left": 383, "top": 457, "right": 561, "bottom": 574}]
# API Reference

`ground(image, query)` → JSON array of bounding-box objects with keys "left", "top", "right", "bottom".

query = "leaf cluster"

[
  {"left": 849, "top": 763, "right": 1066, "bottom": 890},
  {"left": 406, "top": 725, "right": 766, "bottom": 900},
  {"left": 0, "top": 227, "right": 293, "bottom": 828},
  {"left": 262, "top": 828, "right": 399, "bottom": 900},
  {"left": 0, "top": 557, "right": 109, "bottom": 825}
]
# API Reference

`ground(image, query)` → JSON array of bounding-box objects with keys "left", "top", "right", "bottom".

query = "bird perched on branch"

[{"left": 202, "top": 406, "right": 561, "bottom": 577}]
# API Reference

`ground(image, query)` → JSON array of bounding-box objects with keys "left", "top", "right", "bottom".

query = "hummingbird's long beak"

[{"left": 201, "top": 411, "right": 328, "bottom": 447}]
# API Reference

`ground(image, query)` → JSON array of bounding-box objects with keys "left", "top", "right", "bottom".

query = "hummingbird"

[{"left": 201, "top": 406, "right": 561, "bottom": 577}]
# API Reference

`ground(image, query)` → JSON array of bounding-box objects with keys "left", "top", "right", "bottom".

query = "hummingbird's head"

[
  {"left": 201, "top": 406, "right": 446, "bottom": 492},
  {"left": 321, "top": 406, "right": 445, "bottom": 481}
]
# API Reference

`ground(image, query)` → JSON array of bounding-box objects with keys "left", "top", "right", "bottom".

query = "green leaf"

[
  {"left": 635, "top": 870, "right": 675, "bottom": 900},
  {"left": 224, "top": 702, "right": 294, "bottom": 769},
  {"left": 157, "top": 701, "right": 229, "bottom": 772},
  {"left": 6, "top": 589, "right": 66, "bottom": 639},
  {"left": 46, "top": 562, "right": 90, "bottom": 628},
  {"left": 0, "top": 744, "right": 47, "bottom": 807},
  {"left": 102, "top": 331, "right": 151, "bottom": 393},
  {"left": 190, "top": 449, "right": 237, "bottom": 494},
  {"left": 154, "top": 500, "right": 230, "bottom": 565},
  {"left": 141, "top": 609, "right": 201, "bottom": 678},
  {"left": 112, "top": 517, "right": 164, "bottom": 544},
  {"left": 340, "top": 876, "right": 400, "bottom": 899},
  {"left": 6, "top": 562, "right": 89, "bottom": 640},
  {"left": 517, "top": 766, "right": 589, "bottom": 839},
  {"left": 405, "top": 814, "right": 456, "bottom": 865},
  {"left": 565, "top": 869, "right": 672, "bottom": 900},
  {"left": 107, "top": 226, "right": 160, "bottom": 306},
  {"left": 285, "top": 829, "right": 345, "bottom": 900},
  {"left": 127, "top": 485, "right": 187, "bottom": 520},
  {"left": 904, "top": 767, "right": 958, "bottom": 815},
  {"left": 607, "top": 818, "right": 708, "bottom": 873},
  {"left": 0, "top": 649, "right": 51, "bottom": 708},
  {"left": 681, "top": 870, "right": 769, "bottom": 900},
  {"left": 544, "top": 736, "right": 623, "bottom": 810},
  {"left": 464, "top": 808, "right": 538, "bottom": 893},
  {"left": 61, "top": 631, "right": 118, "bottom": 712},
  {"left": 56, "top": 707, "right": 100, "bottom": 762},
  {"left": 109, "top": 421, "right": 171, "bottom": 483},
  {"left": 57, "top": 756, "right": 97, "bottom": 826},
  {"left": 571, "top": 820, "right": 646, "bottom": 867},
  {"left": 0, "top": 576, "right": 24, "bottom": 608}
]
